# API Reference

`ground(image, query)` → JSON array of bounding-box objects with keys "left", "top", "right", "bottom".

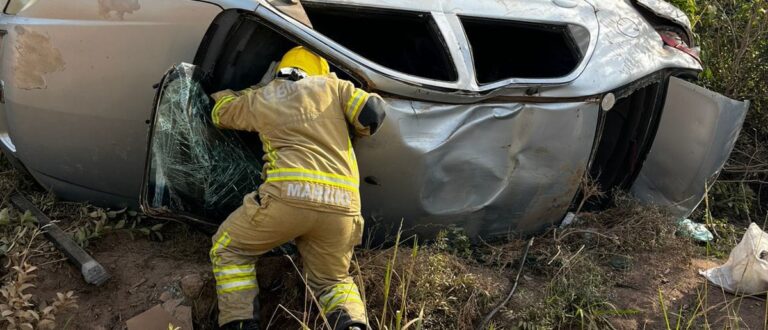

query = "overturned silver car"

[{"left": 0, "top": 0, "right": 749, "bottom": 239}]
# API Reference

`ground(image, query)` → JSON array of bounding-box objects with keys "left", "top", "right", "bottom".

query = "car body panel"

[
  {"left": 631, "top": 77, "right": 749, "bottom": 217},
  {"left": 0, "top": 0, "right": 220, "bottom": 205},
  {"left": 355, "top": 100, "right": 599, "bottom": 238}
]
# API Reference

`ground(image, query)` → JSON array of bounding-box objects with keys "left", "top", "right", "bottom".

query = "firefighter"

[{"left": 208, "top": 46, "right": 386, "bottom": 330}]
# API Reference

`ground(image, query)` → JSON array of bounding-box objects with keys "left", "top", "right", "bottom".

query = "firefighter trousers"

[{"left": 210, "top": 192, "right": 367, "bottom": 327}]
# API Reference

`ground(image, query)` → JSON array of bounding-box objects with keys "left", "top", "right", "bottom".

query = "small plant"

[
  {"left": 0, "top": 249, "right": 78, "bottom": 329},
  {"left": 71, "top": 206, "right": 166, "bottom": 247},
  {"left": 0, "top": 203, "right": 79, "bottom": 330},
  {"left": 434, "top": 226, "right": 472, "bottom": 259}
]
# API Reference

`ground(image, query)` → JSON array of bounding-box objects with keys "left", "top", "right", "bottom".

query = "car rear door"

[
  {"left": 630, "top": 77, "right": 749, "bottom": 217},
  {"left": 0, "top": 0, "right": 220, "bottom": 207}
]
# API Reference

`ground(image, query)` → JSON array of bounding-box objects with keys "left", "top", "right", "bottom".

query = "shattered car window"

[{"left": 145, "top": 63, "right": 262, "bottom": 222}]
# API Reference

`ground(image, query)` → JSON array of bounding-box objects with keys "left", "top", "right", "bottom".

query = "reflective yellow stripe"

[
  {"left": 211, "top": 95, "right": 236, "bottom": 126},
  {"left": 320, "top": 289, "right": 361, "bottom": 304},
  {"left": 319, "top": 284, "right": 361, "bottom": 305},
  {"left": 209, "top": 232, "right": 232, "bottom": 266},
  {"left": 349, "top": 92, "right": 368, "bottom": 121},
  {"left": 261, "top": 136, "right": 278, "bottom": 168},
  {"left": 215, "top": 273, "right": 256, "bottom": 281},
  {"left": 213, "top": 264, "right": 255, "bottom": 272},
  {"left": 216, "top": 276, "right": 256, "bottom": 286},
  {"left": 323, "top": 296, "right": 363, "bottom": 314},
  {"left": 319, "top": 284, "right": 363, "bottom": 313},
  {"left": 345, "top": 89, "right": 368, "bottom": 122},
  {"left": 268, "top": 168, "right": 357, "bottom": 183},
  {"left": 346, "top": 90, "right": 363, "bottom": 117},
  {"left": 266, "top": 168, "right": 358, "bottom": 190}
]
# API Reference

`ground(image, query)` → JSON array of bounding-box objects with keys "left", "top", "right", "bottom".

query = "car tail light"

[{"left": 658, "top": 30, "right": 701, "bottom": 64}]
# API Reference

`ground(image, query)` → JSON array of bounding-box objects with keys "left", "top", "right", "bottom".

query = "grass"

[
  {"left": 252, "top": 188, "right": 709, "bottom": 330},
  {"left": 0, "top": 205, "right": 79, "bottom": 329},
  {"left": 0, "top": 155, "right": 763, "bottom": 330}
]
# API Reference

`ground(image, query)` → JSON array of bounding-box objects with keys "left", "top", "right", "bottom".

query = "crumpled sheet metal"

[
  {"left": 147, "top": 63, "right": 262, "bottom": 221},
  {"left": 631, "top": 77, "right": 749, "bottom": 218},
  {"left": 355, "top": 99, "right": 600, "bottom": 239},
  {"left": 633, "top": 0, "right": 693, "bottom": 39}
]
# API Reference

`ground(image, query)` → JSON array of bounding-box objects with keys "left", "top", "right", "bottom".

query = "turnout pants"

[{"left": 210, "top": 192, "right": 367, "bottom": 327}]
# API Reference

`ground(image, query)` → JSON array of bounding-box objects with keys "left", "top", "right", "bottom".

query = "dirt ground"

[
  {"left": 502, "top": 249, "right": 767, "bottom": 329},
  {"left": 19, "top": 221, "right": 765, "bottom": 330},
  {"left": 28, "top": 224, "right": 310, "bottom": 330}
]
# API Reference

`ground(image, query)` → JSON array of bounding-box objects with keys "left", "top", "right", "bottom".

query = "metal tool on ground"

[{"left": 10, "top": 193, "right": 110, "bottom": 285}]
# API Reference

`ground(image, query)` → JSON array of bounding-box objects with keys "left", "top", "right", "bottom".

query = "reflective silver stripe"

[
  {"left": 216, "top": 278, "right": 257, "bottom": 291},
  {"left": 214, "top": 266, "right": 255, "bottom": 279}
]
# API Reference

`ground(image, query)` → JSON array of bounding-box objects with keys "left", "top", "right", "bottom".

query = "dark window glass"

[
  {"left": 462, "top": 17, "right": 584, "bottom": 83},
  {"left": 304, "top": 4, "right": 458, "bottom": 82}
]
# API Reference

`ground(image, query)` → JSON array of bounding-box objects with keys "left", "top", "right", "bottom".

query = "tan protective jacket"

[{"left": 211, "top": 73, "right": 386, "bottom": 215}]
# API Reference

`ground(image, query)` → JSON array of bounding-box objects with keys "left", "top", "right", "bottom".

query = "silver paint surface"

[
  {"left": 631, "top": 77, "right": 749, "bottom": 217},
  {"left": 0, "top": 0, "right": 221, "bottom": 205},
  {"left": 355, "top": 100, "right": 599, "bottom": 238}
]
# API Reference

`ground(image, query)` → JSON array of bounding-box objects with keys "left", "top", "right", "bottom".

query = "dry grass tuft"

[
  {"left": 0, "top": 256, "right": 78, "bottom": 329},
  {"left": 476, "top": 193, "right": 695, "bottom": 329},
  {"left": 0, "top": 211, "right": 78, "bottom": 330},
  {"left": 0, "top": 155, "right": 81, "bottom": 329},
  {"left": 358, "top": 244, "right": 507, "bottom": 329}
]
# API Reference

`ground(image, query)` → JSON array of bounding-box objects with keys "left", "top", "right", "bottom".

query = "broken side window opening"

[
  {"left": 461, "top": 16, "right": 584, "bottom": 84},
  {"left": 193, "top": 10, "right": 361, "bottom": 95},
  {"left": 302, "top": 2, "right": 458, "bottom": 82},
  {"left": 143, "top": 63, "right": 263, "bottom": 222}
]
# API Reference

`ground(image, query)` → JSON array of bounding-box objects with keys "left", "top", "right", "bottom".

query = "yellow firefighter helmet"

[{"left": 277, "top": 46, "right": 330, "bottom": 78}]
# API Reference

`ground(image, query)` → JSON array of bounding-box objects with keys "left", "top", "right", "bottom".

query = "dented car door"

[{"left": 631, "top": 77, "right": 749, "bottom": 217}]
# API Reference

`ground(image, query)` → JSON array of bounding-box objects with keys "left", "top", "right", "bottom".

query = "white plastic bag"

[{"left": 700, "top": 223, "right": 768, "bottom": 295}]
